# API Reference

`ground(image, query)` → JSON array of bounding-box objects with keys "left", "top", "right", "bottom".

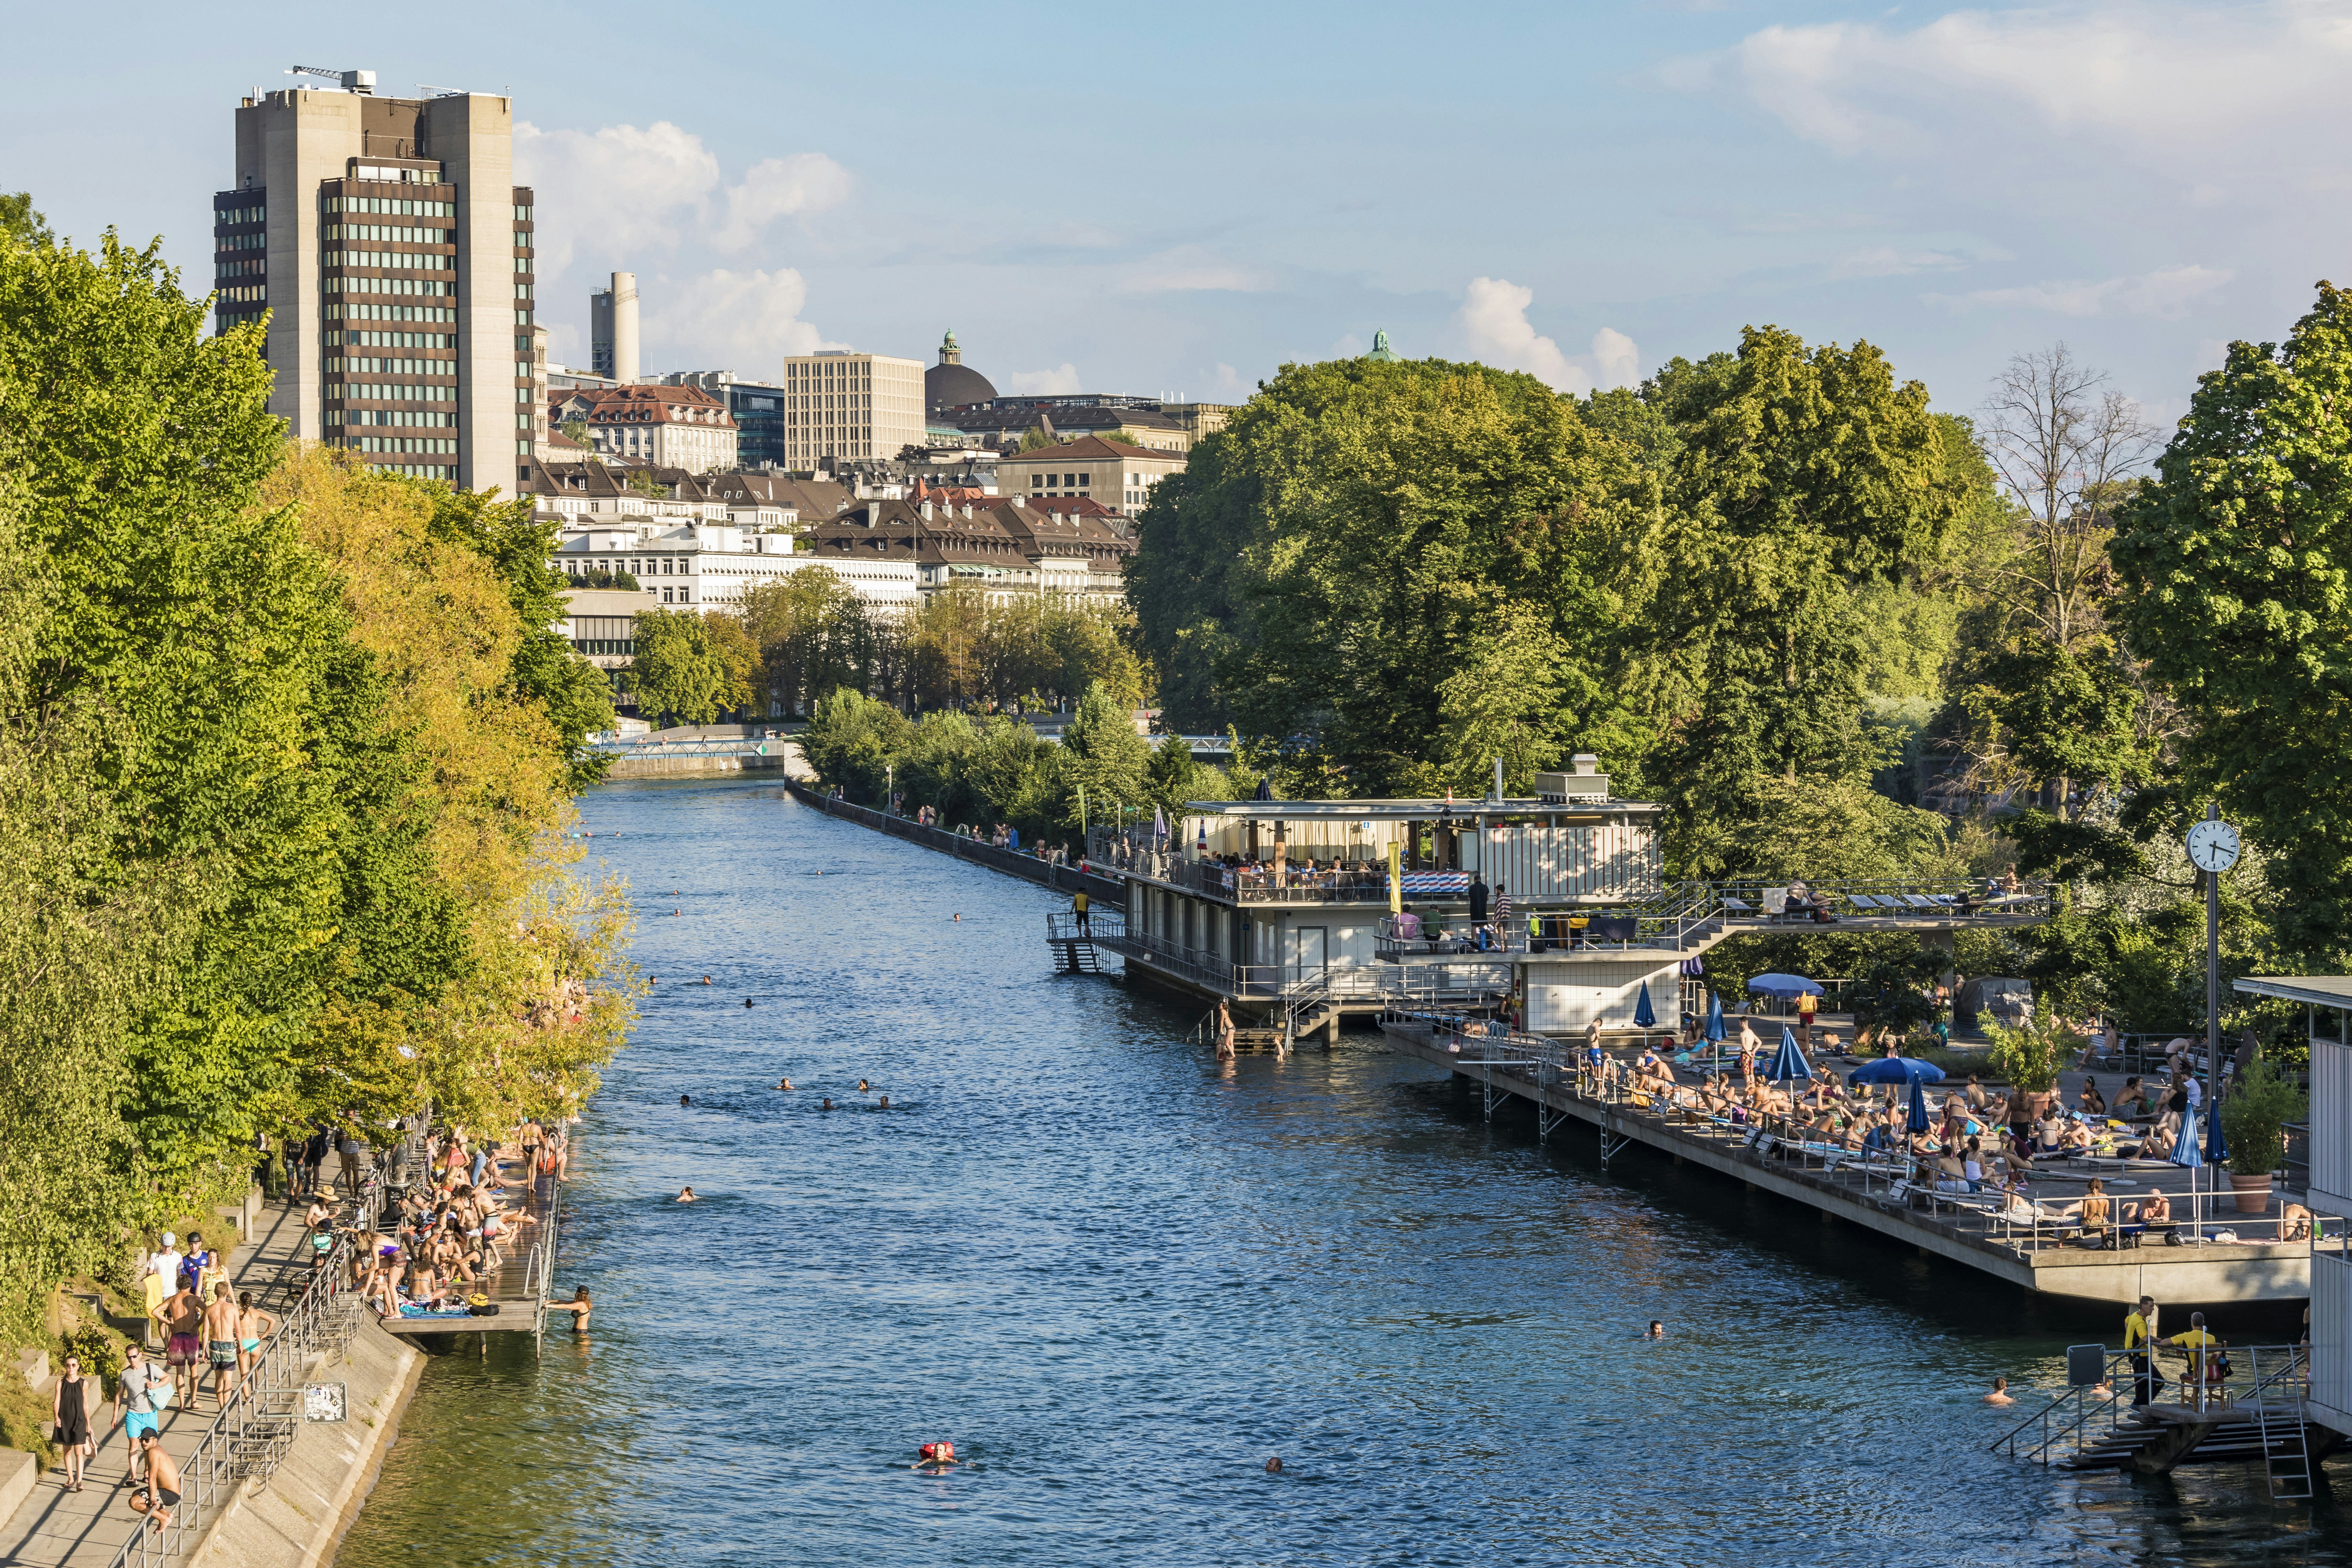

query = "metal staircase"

[
  {"left": 1991, "top": 1344, "right": 2327, "bottom": 1494},
  {"left": 1045, "top": 911, "right": 1119, "bottom": 975}
]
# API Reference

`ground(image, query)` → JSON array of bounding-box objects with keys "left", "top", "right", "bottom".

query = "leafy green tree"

[
  {"left": 799, "top": 686, "right": 911, "bottom": 802},
  {"left": 740, "top": 566, "right": 867, "bottom": 716},
  {"left": 627, "top": 467, "right": 667, "bottom": 497},
  {"left": 0, "top": 193, "right": 51, "bottom": 249},
  {"left": 2111, "top": 281, "right": 2352, "bottom": 961},
  {"left": 628, "top": 607, "right": 727, "bottom": 725},
  {"left": 559, "top": 417, "right": 591, "bottom": 452},
  {"left": 1642, "top": 328, "right": 1969, "bottom": 876},
  {"left": 420, "top": 482, "right": 614, "bottom": 786},
  {"left": 962, "top": 716, "right": 1063, "bottom": 836},
  {"left": 1056, "top": 680, "right": 1152, "bottom": 831}
]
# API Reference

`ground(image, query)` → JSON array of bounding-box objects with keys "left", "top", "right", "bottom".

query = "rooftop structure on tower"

[{"left": 925, "top": 328, "right": 999, "bottom": 412}]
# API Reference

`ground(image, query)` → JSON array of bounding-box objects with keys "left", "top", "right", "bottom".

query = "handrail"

[{"left": 108, "top": 1154, "right": 391, "bottom": 1567}]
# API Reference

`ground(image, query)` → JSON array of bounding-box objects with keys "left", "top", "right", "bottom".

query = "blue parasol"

[
  {"left": 1906, "top": 1073, "right": 1932, "bottom": 1133},
  {"left": 2169, "top": 1105, "right": 2203, "bottom": 1168},
  {"left": 2203, "top": 1089, "right": 2228, "bottom": 1167},
  {"left": 1767, "top": 1029, "right": 1812, "bottom": 1082},
  {"left": 1704, "top": 992, "right": 1725, "bottom": 1043},
  {"left": 1846, "top": 1057, "right": 1947, "bottom": 1086},
  {"left": 1747, "top": 973, "right": 1825, "bottom": 999},
  {"left": 1633, "top": 981, "right": 1657, "bottom": 1030}
]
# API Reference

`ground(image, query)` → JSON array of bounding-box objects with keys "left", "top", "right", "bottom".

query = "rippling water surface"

[{"left": 336, "top": 779, "right": 2343, "bottom": 1567}]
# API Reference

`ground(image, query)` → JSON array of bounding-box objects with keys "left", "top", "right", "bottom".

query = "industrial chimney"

[{"left": 590, "top": 271, "right": 641, "bottom": 385}]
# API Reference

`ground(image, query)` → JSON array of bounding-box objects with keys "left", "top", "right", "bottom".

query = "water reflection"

[{"left": 334, "top": 780, "right": 2342, "bottom": 1568}]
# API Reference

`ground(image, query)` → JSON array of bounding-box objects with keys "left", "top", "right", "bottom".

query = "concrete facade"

[
  {"left": 220, "top": 84, "right": 531, "bottom": 492},
  {"left": 779, "top": 352, "right": 926, "bottom": 467}
]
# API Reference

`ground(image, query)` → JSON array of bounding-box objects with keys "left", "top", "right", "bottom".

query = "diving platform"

[{"left": 1381, "top": 1016, "right": 2311, "bottom": 1306}]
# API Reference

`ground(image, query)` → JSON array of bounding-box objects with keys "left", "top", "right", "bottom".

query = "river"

[{"left": 334, "top": 777, "right": 2343, "bottom": 1567}]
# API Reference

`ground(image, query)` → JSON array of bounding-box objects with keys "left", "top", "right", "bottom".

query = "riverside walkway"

[
  {"left": 1382, "top": 1015, "right": 2310, "bottom": 1306},
  {"left": 0, "top": 1133, "right": 565, "bottom": 1567}
]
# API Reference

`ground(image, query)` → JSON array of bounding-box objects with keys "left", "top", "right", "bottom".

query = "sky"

[{"left": 9, "top": 1, "right": 2350, "bottom": 425}]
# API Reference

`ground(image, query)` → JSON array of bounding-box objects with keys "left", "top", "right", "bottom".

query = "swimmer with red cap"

[{"left": 914, "top": 1441, "right": 957, "bottom": 1470}]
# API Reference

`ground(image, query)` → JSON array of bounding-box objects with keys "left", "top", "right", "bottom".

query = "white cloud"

[
  {"left": 641, "top": 268, "right": 840, "bottom": 371},
  {"left": 1456, "top": 278, "right": 1640, "bottom": 394},
  {"left": 1827, "top": 246, "right": 1969, "bottom": 280},
  {"left": 1676, "top": 4, "right": 2352, "bottom": 176},
  {"left": 515, "top": 119, "right": 849, "bottom": 276},
  {"left": 1004, "top": 363, "right": 1083, "bottom": 395},
  {"left": 1119, "top": 248, "right": 1271, "bottom": 294},
  {"left": 1926, "top": 263, "right": 2232, "bottom": 320},
  {"left": 716, "top": 154, "right": 853, "bottom": 252},
  {"left": 1212, "top": 362, "right": 1248, "bottom": 396}
]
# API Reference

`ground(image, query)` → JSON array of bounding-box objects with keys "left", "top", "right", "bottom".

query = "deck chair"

[
  {"left": 1849, "top": 894, "right": 1886, "bottom": 911},
  {"left": 1722, "top": 897, "right": 1755, "bottom": 914},
  {"left": 1902, "top": 894, "right": 1938, "bottom": 909},
  {"left": 1762, "top": 887, "right": 1789, "bottom": 918}
]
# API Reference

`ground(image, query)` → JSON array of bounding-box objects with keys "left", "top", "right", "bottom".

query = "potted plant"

[{"left": 2221, "top": 1056, "right": 2307, "bottom": 1213}]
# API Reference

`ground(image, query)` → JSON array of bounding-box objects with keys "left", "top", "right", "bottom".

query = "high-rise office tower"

[
  {"left": 779, "top": 351, "right": 926, "bottom": 468},
  {"left": 590, "top": 271, "right": 639, "bottom": 384},
  {"left": 214, "top": 72, "right": 537, "bottom": 490}
]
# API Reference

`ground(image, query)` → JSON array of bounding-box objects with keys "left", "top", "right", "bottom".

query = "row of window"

[
  {"left": 572, "top": 639, "right": 634, "bottom": 657},
  {"left": 329, "top": 196, "right": 453, "bottom": 218},
  {"left": 338, "top": 408, "right": 457, "bottom": 428},
  {"left": 327, "top": 251, "right": 453, "bottom": 271},
  {"left": 332, "top": 355, "right": 448, "bottom": 375},
  {"left": 329, "top": 276, "right": 453, "bottom": 298},
  {"left": 333, "top": 303, "right": 456, "bottom": 323},
  {"left": 368, "top": 462, "right": 459, "bottom": 480},
  {"left": 337, "top": 383, "right": 455, "bottom": 403},
  {"left": 217, "top": 232, "right": 264, "bottom": 252},
  {"left": 325, "top": 223, "right": 452, "bottom": 245},
  {"left": 331, "top": 329, "right": 455, "bottom": 349},
  {"left": 217, "top": 259, "right": 264, "bottom": 278},
  {"left": 342, "top": 436, "right": 458, "bottom": 454},
  {"left": 219, "top": 285, "right": 266, "bottom": 303},
  {"left": 217, "top": 204, "right": 265, "bottom": 227}
]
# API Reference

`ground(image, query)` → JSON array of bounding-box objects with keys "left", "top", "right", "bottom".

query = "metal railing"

[
  {"left": 109, "top": 1163, "right": 387, "bottom": 1568},
  {"left": 1991, "top": 1343, "right": 2310, "bottom": 1484}
]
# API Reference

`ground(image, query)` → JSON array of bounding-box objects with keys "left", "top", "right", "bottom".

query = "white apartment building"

[
  {"left": 548, "top": 510, "right": 920, "bottom": 611},
  {"left": 779, "top": 351, "right": 925, "bottom": 468},
  {"left": 551, "top": 385, "right": 740, "bottom": 473}
]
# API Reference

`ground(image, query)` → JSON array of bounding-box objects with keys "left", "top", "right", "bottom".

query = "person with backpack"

[{"left": 116, "top": 1342, "right": 172, "bottom": 1486}]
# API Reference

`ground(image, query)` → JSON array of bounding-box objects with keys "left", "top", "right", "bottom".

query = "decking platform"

[{"left": 1383, "top": 1020, "right": 2310, "bottom": 1306}]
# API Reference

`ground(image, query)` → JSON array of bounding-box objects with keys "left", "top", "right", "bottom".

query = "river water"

[{"left": 335, "top": 778, "right": 2343, "bottom": 1567}]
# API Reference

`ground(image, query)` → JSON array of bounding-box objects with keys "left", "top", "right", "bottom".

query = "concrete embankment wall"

[
  {"left": 193, "top": 1320, "right": 424, "bottom": 1568},
  {"left": 786, "top": 782, "right": 1122, "bottom": 906},
  {"left": 603, "top": 742, "right": 815, "bottom": 780}
]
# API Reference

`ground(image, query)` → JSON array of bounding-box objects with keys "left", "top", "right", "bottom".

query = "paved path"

[{"left": 0, "top": 1195, "right": 317, "bottom": 1567}]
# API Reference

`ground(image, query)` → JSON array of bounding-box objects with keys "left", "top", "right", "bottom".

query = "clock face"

[{"left": 2186, "top": 818, "right": 2242, "bottom": 873}]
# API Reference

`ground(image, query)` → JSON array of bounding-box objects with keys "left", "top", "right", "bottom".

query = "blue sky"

[{"left": 10, "top": 2, "right": 2345, "bottom": 423}]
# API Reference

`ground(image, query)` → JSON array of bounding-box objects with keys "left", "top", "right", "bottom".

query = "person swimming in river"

[
  {"left": 677, "top": 1187, "right": 698, "bottom": 1203},
  {"left": 821, "top": 1098, "right": 833, "bottom": 1110},
  {"left": 915, "top": 1441, "right": 957, "bottom": 1471},
  {"left": 778, "top": 1078, "right": 793, "bottom": 1091},
  {"left": 858, "top": 1079, "right": 870, "bottom": 1094}
]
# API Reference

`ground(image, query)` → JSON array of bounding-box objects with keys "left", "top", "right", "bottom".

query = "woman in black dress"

[{"left": 51, "top": 1353, "right": 95, "bottom": 1491}]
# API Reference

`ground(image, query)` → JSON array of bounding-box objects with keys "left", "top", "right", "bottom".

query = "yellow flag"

[{"left": 1387, "top": 841, "right": 1402, "bottom": 914}]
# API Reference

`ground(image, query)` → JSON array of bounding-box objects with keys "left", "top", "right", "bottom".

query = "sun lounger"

[{"left": 1848, "top": 894, "right": 1886, "bottom": 910}]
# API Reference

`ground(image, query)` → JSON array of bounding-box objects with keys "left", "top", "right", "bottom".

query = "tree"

[
  {"left": 739, "top": 566, "right": 866, "bottom": 716},
  {"left": 0, "top": 193, "right": 51, "bottom": 249},
  {"left": 1056, "top": 680, "right": 1152, "bottom": 831},
  {"left": 799, "top": 687, "right": 911, "bottom": 802},
  {"left": 628, "top": 607, "right": 727, "bottom": 725},
  {"left": 560, "top": 417, "right": 591, "bottom": 452},
  {"left": 626, "top": 467, "right": 667, "bottom": 498},
  {"left": 1643, "top": 328, "right": 1969, "bottom": 875},
  {"left": 703, "top": 610, "right": 759, "bottom": 716},
  {"left": 2112, "top": 281, "right": 2352, "bottom": 961},
  {"left": 1954, "top": 345, "right": 2162, "bottom": 816}
]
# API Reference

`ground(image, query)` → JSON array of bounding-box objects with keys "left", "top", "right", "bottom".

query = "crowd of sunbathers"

[
  {"left": 1537, "top": 1014, "right": 2278, "bottom": 1246},
  {"left": 326, "top": 1120, "right": 559, "bottom": 1320}
]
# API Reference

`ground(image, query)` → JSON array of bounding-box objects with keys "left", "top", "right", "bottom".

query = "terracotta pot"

[{"left": 2230, "top": 1171, "right": 2274, "bottom": 1215}]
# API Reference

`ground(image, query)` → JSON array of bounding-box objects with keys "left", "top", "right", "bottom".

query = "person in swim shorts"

[
  {"left": 235, "top": 1291, "right": 276, "bottom": 1381},
  {"left": 116, "top": 1344, "right": 168, "bottom": 1484},
  {"left": 159, "top": 1283, "right": 203, "bottom": 1407},
  {"left": 202, "top": 1282, "right": 241, "bottom": 1409}
]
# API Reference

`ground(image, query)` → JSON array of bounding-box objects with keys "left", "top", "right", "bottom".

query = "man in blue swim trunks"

[{"left": 116, "top": 1343, "right": 171, "bottom": 1486}]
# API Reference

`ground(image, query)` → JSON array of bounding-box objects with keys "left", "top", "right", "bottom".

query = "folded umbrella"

[
  {"left": 1633, "top": 981, "right": 1657, "bottom": 1030},
  {"left": 1907, "top": 1073, "right": 1932, "bottom": 1133},
  {"left": 1705, "top": 993, "right": 1725, "bottom": 1043},
  {"left": 1768, "top": 1029, "right": 1812, "bottom": 1082}
]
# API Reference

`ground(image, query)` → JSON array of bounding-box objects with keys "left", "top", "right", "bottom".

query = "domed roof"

[{"left": 927, "top": 361, "right": 997, "bottom": 410}]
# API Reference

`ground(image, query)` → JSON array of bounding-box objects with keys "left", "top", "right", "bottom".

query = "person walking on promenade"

[
  {"left": 1494, "top": 883, "right": 1511, "bottom": 948},
  {"left": 1468, "top": 872, "right": 1490, "bottom": 937},
  {"left": 131, "top": 1430, "right": 180, "bottom": 1532},
  {"left": 116, "top": 1343, "right": 169, "bottom": 1486},
  {"left": 51, "top": 1352, "right": 96, "bottom": 1491},
  {"left": 236, "top": 1292, "right": 277, "bottom": 1383},
  {"left": 202, "top": 1282, "right": 242, "bottom": 1410},
  {"left": 301, "top": 1124, "right": 330, "bottom": 1199},
  {"left": 336, "top": 1122, "right": 364, "bottom": 1199},
  {"left": 159, "top": 1281, "right": 203, "bottom": 1409},
  {"left": 1073, "top": 886, "right": 1091, "bottom": 936}
]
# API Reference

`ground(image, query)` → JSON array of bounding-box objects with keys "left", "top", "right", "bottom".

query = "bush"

[
  {"left": 2222, "top": 1056, "right": 2307, "bottom": 1177},
  {"left": 1984, "top": 1010, "right": 2067, "bottom": 1093},
  {"left": 61, "top": 1322, "right": 126, "bottom": 1397}
]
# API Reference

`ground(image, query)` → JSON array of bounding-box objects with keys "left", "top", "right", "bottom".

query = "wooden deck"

[{"left": 1383, "top": 1021, "right": 2309, "bottom": 1306}]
